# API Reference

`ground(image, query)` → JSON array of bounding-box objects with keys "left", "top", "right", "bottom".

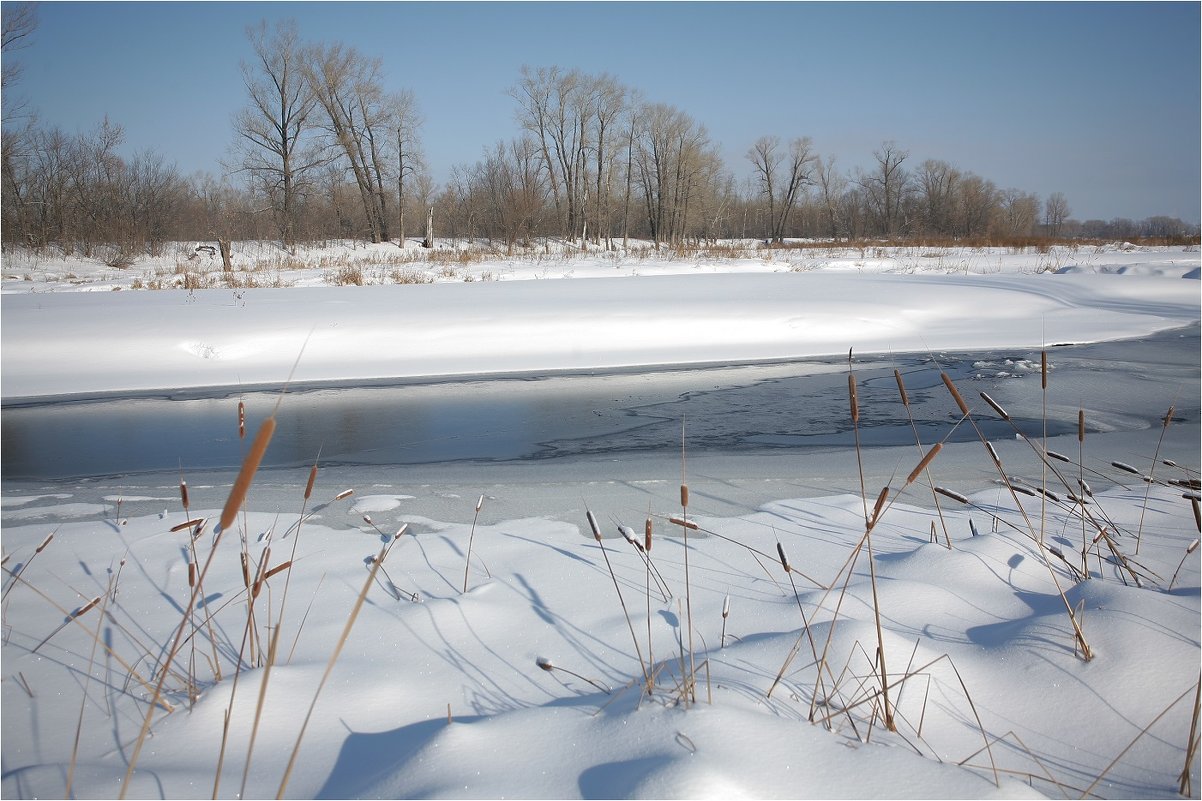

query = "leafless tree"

[
  {"left": 747, "top": 135, "right": 816, "bottom": 242},
  {"left": 1044, "top": 191, "right": 1070, "bottom": 237},
  {"left": 231, "top": 20, "right": 325, "bottom": 251},
  {"left": 857, "top": 141, "right": 910, "bottom": 236}
]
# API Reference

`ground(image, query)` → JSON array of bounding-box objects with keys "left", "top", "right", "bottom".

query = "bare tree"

[
  {"left": 998, "top": 188, "right": 1040, "bottom": 238},
  {"left": 857, "top": 141, "right": 910, "bottom": 236},
  {"left": 915, "top": 159, "right": 960, "bottom": 237},
  {"left": 1044, "top": 191, "right": 1070, "bottom": 237},
  {"left": 391, "top": 89, "right": 423, "bottom": 246},
  {"left": 303, "top": 42, "right": 393, "bottom": 242},
  {"left": 1, "top": 2, "right": 37, "bottom": 95},
  {"left": 747, "top": 135, "right": 816, "bottom": 242},
  {"left": 231, "top": 20, "right": 325, "bottom": 251}
]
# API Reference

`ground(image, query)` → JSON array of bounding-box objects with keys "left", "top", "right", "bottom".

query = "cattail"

[
  {"left": 475, "top": 494, "right": 485, "bottom": 513},
  {"left": 970, "top": 519, "right": 980, "bottom": 537},
  {"left": 935, "top": 486, "right": 969, "bottom": 504},
  {"left": 1036, "top": 487, "right": 1061, "bottom": 503},
  {"left": 1047, "top": 450, "right": 1071, "bottom": 463},
  {"left": 334, "top": 489, "right": 354, "bottom": 501},
  {"left": 188, "top": 561, "right": 196, "bottom": 587},
  {"left": 848, "top": 375, "right": 860, "bottom": 423},
  {"left": 941, "top": 372, "right": 969, "bottom": 416},
  {"left": 240, "top": 552, "right": 251, "bottom": 589},
  {"left": 586, "top": 510, "right": 602, "bottom": 542},
  {"left": 238, "top": 401, "right": 246, "bottom": 440},
  {"left": 1162, "top": 406, "right": 1175, "bottom": 428},
  {"left": 776, "top": 542, "right": 790, "bottom": 573},
  {"left": 1112, "top": 461, "right": 1141, "bottom": 476},
  {"left": 618, "top": 525, "right": 636, "bottom": 545},
  {"left": 1164, "top": 459, "right": 1179, "bottom": 468},
  {"left": 70, "top": 597, "right": 101, "bottom": 620},
  {"left": 264, "top": 560, "right": 292, "bottom": 580},
  {"left": 985, "top": 441, "right": 1001, "bottom": 466},
  {"left": 1078, "top": 410, "right": 1085, "bottom": 443},
  {"left": 1186, "top": 538, "right": 1199, "bottom": 555},
  {"left": 1049, "top": 545, "right": 1065, "bottom": 560},
  {"left": 1192, "top": 498, "right": 1201, "bottom": 532},
  {"left": 170, "top": 517, "right": 205, "bottom": 533},
  {"left": 219, "top": 417, "right": 276, "bottom": 534},
  {"left": 906, "top": 443, "right": 942, "bottom": 485},
  {"left": 680, "top": 484, "right": 689, "bottom": 508},
  {"left": 304, "top": 464, "right": 318, "bottom": 500},
  {"left": 179, "top": 480, "right": 189, "bottom": 510},
  {"left": 669, "top": 516, "right": 699, "bottom": 530},
  {"left": 893, "top": 369, "right": 909, "bottom": 407},
  {"left": 252, "top": 548, "right": 270, "bottom": 599},
  {"left": 1010, "top": 484, "right": 1037, "bottom": 498},
  {"left": 35, "top": 533, "right": 53, "bottom": 553},
  {"left": 870, "top": 486, "right": 889, "bottom": 525},
  {"left": 362, "top": 515, "right": 373, "bottom": 526},
  {"left": 1040, "top": 351, "right": 1048, "bottom": 390},
  {"left": 644, "top": 517, "right": 653, "bottom": 553},
  {"left": 722, "top": 595, "right": 730, "bottom": 619},
  {"left": 980, "top": 392, "right": 1009, "bottom": 420},
  {"left": 394, "top": 524, "right": 409, "bottom": 540},
  {"left": 1079, "top": 479, "right": 1093, "bottom": 497},
  {"left": 536, "top": 657, "right": 553, "bottom": 671}
]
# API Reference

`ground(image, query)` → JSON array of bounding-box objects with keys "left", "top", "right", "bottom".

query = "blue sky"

[{"left": 8, "top": 1, "right": 1200, "bottom": 222}]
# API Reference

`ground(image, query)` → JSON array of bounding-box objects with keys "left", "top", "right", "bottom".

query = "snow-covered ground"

[{"left": 1, "top": 242, "right": 1199, "bottom": 799}]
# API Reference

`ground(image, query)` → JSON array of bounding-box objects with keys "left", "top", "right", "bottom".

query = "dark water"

[{"left": 2, "top": 325, "right": 1197, "bottom": 481}]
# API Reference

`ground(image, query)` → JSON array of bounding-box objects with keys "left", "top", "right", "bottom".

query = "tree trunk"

[
  {"left": 423, "top": 206, "right": 434, "bottom": 248},
  {"left": 218, "top": 239, "right": 233, "bottom": 273}
]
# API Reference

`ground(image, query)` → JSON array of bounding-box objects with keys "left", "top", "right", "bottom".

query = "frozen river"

[{"left": 3, "top": 324, "right": 1197, "bottom": 481}]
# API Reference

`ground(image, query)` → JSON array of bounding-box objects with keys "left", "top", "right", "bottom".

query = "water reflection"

[{"left": 3, "top": 325, "right": 1197, "bottom": 481}]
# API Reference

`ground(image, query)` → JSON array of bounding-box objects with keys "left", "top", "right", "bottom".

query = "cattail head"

[
  {"left": 722, "top": 594, "right": 730, "bottom": 619},
  {"left": 870, "top": 486, "right": 890, "bottom": 525},
  {"left": 238, "top": 401, "right": 246, "bottom": 440},
  {"left": 669, "top": 515, "right": 699, "bottom": 530},
  {"left": 941, "top": 372, "right": 969, "bottom": 416},
  {"left": 1047, "top": 450, "right": 1070, "bottom": 463},
  {"left": 980, "top": 392, "right": 1009, "bottom": 421},
  {"left": 1040, "top": 351, "right": 1048, "bottom": 390},
  {"left": 1079, "top": 478, "right": 1093, "bottom": 497},
  {"left": 70, "top": 597, "right": 101, "bottom": 620},
  {"left": 475, "top": 494, "right": 485, "bottom": 513},
  {"left": 1078, "top": 410, "right": 1085, "bottom": 443},
  {"left": 1186, "top": 538, "right": 1199, "bottom": 555},
  {"left": 935, "top": 486, "right": 969, "bottom": 504},
  {"left": 680, "top": 484, "right": 689, "bottom": 508},
  {"left": 1112, "top": 461, "right": 1141, "bottom": 476},
  {"left": 586, "top": 510, "right": 602, "bottom": 542},
  {"left": 906, "top": 443, "right": 941, "bottom": 485},
  {"left": 334, "top": 489, "right": 354, "bottom": 501},
  {"left": 893, "top": 369, "right": 909, "bottom": 407},
  {"left": 645, "top": 517, "right": 653, "bottom": 553},
  {"left": 1162, "top": 406, "right": 1175, "bottom": 429},
  {"left": 170, "top": 517, "right": 205, "bottom": 533},
  {"left": 536, "top": 657, "right": 553, "bottom": 671},
  {"left": 776, "top": 541, "right": 791, "bottom": 573},
  {"left": 395, "top": 523, "right": 409, "bottom": 540},
  {"left": 35, "top": 533, "right": 54, "bottom": 553},
  {"left": 304, "top": 464, "right": 318, "bottom": 500},
  {"left": 179, "top": 480, "right": 189, "bottom": 510},
  {"left": 848, "top": 374, "right": 860, "bottom": 423},
  {"left": 362, "top": 514, "right": 373, "bottom": 526},
  {"left": 188, "top": 561, "right": 196, "bottom": 587},
  {"left": 219, "top": 416, "right": 276, "bottom": 534},
  {"left": 264, "top": 560, "right": 292, "bottom": 580},
  {"left": 618, "top": 525, "right": 636, "bottom": 545},
  {"left": 985, "top": 441, "right": 1001, "bottom": 466}
]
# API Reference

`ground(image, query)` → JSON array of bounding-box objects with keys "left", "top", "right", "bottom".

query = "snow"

[{"left": 1, "top": 242, "right": 1199, "bottom": 799}]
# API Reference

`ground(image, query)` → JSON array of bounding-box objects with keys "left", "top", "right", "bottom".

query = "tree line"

[{"left": 2, "top": 11, "right": 1197, "bottom": 258}]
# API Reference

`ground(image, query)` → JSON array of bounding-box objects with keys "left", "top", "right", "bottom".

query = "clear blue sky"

[{"left": 8, "top": 1, "right": 1200, "bottom": 222}]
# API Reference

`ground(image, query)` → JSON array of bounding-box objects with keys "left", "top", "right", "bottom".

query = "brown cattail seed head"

[
  {"left": 475, "top": 494, "right": 485, "bottom": 513},
  {"left": 304, "top": 464, "right": 318, "bottom": 500},
  {"left": 188, "top": 562, "right": 196, "bottom": 587},
  {"left": 536, "top": 657, "right": 553, "bottom": 671},
  {"left": 980, "top": 392, "right": 1009, "bottom": 421},
  {"left": 776, "top": 542, "right": 791, "bottom": 573},
  {"left": 362, "top": 514, "right": 373, "bottom": 525},
  {"left": 722, "top": 595, "right": 730, "bottom": 619},
  {"left": 1163, "top": 406, "right": 1175, "bottom": 429},
  {"left": 334, "top": 489, "right": 354, "bottom": 501},
  {"left": 1078, "top": 410, "right": 1085, "bottom": 443},
  {"left": 179, "top": 481, "right": 189, "bottom": 510},
  {"left": 680, "top": 484, "right": 689, "bottom": 508},
  {"left": 906, "top": 443, "right": 941, "bottom": 485},
  {"left": 893, "top": 369, "right": 909, "bottom": 407},
  {"left": 1041, "top": 351, "right": 1048, "bottom": 390},
  {"left": 935, "top": 486, "right": 969, "bottom": 504},
  {"left": 219, "top": 417, "right": 276, "bottom": 533},
  {"left": 36, "top": 533, "right": 54, "bottom": 553},
  {"left": 586, "top": 510, "right": 602, "bottom": 542},
  {"left": 941, "top": 373, "right": 969, "bottom": 416},
  {"left": 848, "top": 374, "right": 860, "bottom": 423},
  {"left": 238, "top": 401, "right": 246, "bottom": 440},
  {"left": 645, "top": 518, "right": 653, "bottom": 553},
  {"left": 1186, "top": 538, "right": 1199, "bottom": 555}
]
